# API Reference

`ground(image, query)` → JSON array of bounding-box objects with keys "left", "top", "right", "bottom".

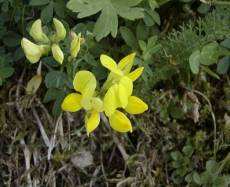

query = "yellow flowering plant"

[
  {"left": 21, "top": 18, "right": 84, "bottom": 97},
  {"left": 21, "top": 18, "right": 148, "bottom": 134},
  {"left": 61, "top": 53, "right": 148, "bottom": 135},
  {"left": 21, "top": 18, "right": 84, "bottom": 65}
]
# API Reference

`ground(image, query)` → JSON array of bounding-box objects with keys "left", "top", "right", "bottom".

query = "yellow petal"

[
  {"left": 70, "top": 32, "right": 81, "bottom": 58},
  {"left": 119, "top": 76, "right": 133, "bottom": 97},
  {"left": 100, "top": 54, "right": 123, "bottom": 76},
  {"left": 109, "top": 110, "right": 132, "bottom": 133},
  {"left": 52, "top": 18, "right": 66, "bottom": 42},
  {"left": 61, "top": 93, "right": 82, "bottom": 112},
  {"left": 85, "top": 111, "right": 100, "bottom": 135},
  {"left": 52, "top": 44, "right": 64, "bottom": 64},
  {"left": 125, "top": 96, "right": 148, "bottom": 114},
  {"left": 118, "top": 83, "right": 128, "bottom": 108},
  {"left": 118, "top": 53, "right": 136, "bottom": 74},
  {"left": 103, "top": 84, "right": 119, "bottom": 117},
  {"left": 80, "top": 97, "right": 92, "bottom": 111},
  {"left": 21, "top": 38, "right": 42, "bottom": 63},
  {"left": 73, "top": 70, "right": 96, "bottom": 96},
  {"left": 127, "top": 67, "right": 144, "bottom": 82},
  {"left": 29, "top": 19, "right": 49, "bottom": 43},
  {"left": 91, "top": 97, "right": 104, "bottom": 112}
]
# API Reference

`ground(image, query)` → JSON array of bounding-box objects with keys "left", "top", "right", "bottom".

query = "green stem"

[
  {"left": 21, "top": 5, "right": 26, "bottom": 35},
  {"left": 184, "top": 87, "right": 217, "bottom": 159}
]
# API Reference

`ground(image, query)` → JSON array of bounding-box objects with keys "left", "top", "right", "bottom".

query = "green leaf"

[
  {"left": 43, "top": 88, "right": 65, "bottom": 116},
  {"left": 0, "top": 67, "right": 14, "bottom": 78},
  {"left": 217, "top": 57, "right": 230, "bottom": 75},
  {"left": 120, "top": 26, "right": 138, "bottom": 50},
  {"left": 30, "top": 0, "right": 49, "bottom": 6},
  {"left": 193, "top": 172, "right": 202, "bottom": 185},
  {"left": 45, "top": 71, "right": 67, "bottom": 88},
  {"left": 52, "top": 93, "right": 65, "bottom": 116},
  {"left": 67, "top": 0, "right": 144, "bottom": 41},
  {"left": 206, "top": 160, "right": 219, "bottom": 173},
  {"left": 41, "top": 2, "right": 54, "bottom": 24},
  {"left": 112, "top": 0, "right": 143, "bottom": 7},
  {"left": 189, "top": 50, "right": 201, "bottom": 74},
  {"left": 182, "top": 145, "right": 194, "bottom": 157},
  {"left": 3, "top": 32, "right": 21, "bottom": 47},
  {"left": 139, "top": 40, "right": 147, "bottom": 51},
  {"left": 116, "top": 7, "right": 144, "bottom": 20},
  {"left": 54, "top": 1, "right": 66, "bottom": 18},
  {"left": 200, "top": 42, "right": 220, "bottom": 66},
  {"left": 213, "top": 176, "right": 229, "bottom": 187},
  {"left": 144, "top": 9, "right": 160, "bottom": 26},
  {"left": 93, "top": 4, "right": 118, "bottom": 41},
  {"left": 220, "top": 38, "right": 230, "bottom": 49},
  {"left": 67, "top": 0, "right": 105, "bottom": 18},
  {"left": 43, "top": 88, "right": 64, "bottom": 103},
  {"left": 148, "top": 0, "right": 159, "bottom": 10},
  {"left": 136, "top": 22, "right": 150, "bottom": 40},
  {"left": 171, "top": 151, "right": 183, "bottom": 161}
]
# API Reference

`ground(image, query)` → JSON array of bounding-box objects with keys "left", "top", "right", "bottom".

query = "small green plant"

[
  {"left": 170, "top": 144, "right": 194, "bottom": 184},
  {"left": 186, "top": 157, "right": 230, "bottom": 186}
]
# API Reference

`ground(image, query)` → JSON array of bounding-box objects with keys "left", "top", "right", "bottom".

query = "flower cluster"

[
  {"left": 62, "top": 53, "right": 148, "bottom": 135},
  {"left": 21, "top": 18, "right": 148, "bottom": 136},
  {"left": 21, "top": 18, "right": 83, "bottom": 64}
]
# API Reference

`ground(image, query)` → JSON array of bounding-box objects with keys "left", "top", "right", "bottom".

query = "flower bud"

[
  {"left": 52, "top": 44, "right": 64, "bottom": 64},
  {"left": 29, "top": 19, "right": 49, "bottom": 43},
  {"left": 40, "top": 44, "right": 51, "bottom": 55},
  {"left": 21, "top": 38, "right": 43, "bottom": 63},
  {"left": 70, "top": 32, "right": 83, "bottom": 58},
  {"left": 52, "top": 18, "right": 66, "bottom": 42}
]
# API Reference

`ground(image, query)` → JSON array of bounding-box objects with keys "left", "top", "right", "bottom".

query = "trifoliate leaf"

[
  {"left": 200, "top": 42, "right": 220, "bottom": 66},
  {"left": 189, "top": 50, "right": 201, "bottom": 74},
  {"left": 67, "top": 0, "right": 144, "bottom": 41}
]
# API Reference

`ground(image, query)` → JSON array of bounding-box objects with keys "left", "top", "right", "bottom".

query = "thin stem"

[
  {"left": 100, "top": 113, "right": 129, "bottom": 161},
  {"left": 184, "top": 87, "right": 217, "bottom": 159}
]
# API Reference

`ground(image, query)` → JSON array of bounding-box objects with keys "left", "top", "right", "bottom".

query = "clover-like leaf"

[{"left": 67, "top": 0, "right": 144, "bottom": 41}]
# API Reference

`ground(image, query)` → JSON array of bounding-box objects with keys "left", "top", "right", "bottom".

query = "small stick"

[
  {"left": 100, "top": 114, "right": 129, "bottom": 161},
  {"left": 32, "top": 108, "right": 50, "bottom": 147}
]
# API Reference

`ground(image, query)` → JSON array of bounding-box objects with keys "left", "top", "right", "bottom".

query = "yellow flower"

[
  {"left": 51, "top": 44, "right": 64, "bottom": 64},
  {"left": 103, "top": 76, "right": 133, "bottom": 116},
  {"left": 61, "top": 53, "right": 148, "bottom": 135},
  {"left": 21, "top": 38, "right": 48, "bottom": 63},
  {"left": 109, "top": 110, "right": 132, "bottom": 133},
  {"left": 70, "top": 32, "right": 84, "bottom": 58},
  {"left": 100, "top": 53, "right": 144, "bottom": 92},
  {"left": 105, "top": 91, "right": 148, "bottom": 133},
  {"left": 29, "top": 19, "right": 49, "bottom": 43},
  {"left": 61, "top": 71, "right": 103, "bottom": 135},
  {"left": 52, "top": 18, "right": 66, "bottom": 42},
  {"left": 100, "top": 53, "right": 147, "bottom": 133}
]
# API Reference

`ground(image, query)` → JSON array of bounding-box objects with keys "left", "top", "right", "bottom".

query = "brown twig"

[{"left": 100, "top": 113, "right": 129, "bottom": 161}]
